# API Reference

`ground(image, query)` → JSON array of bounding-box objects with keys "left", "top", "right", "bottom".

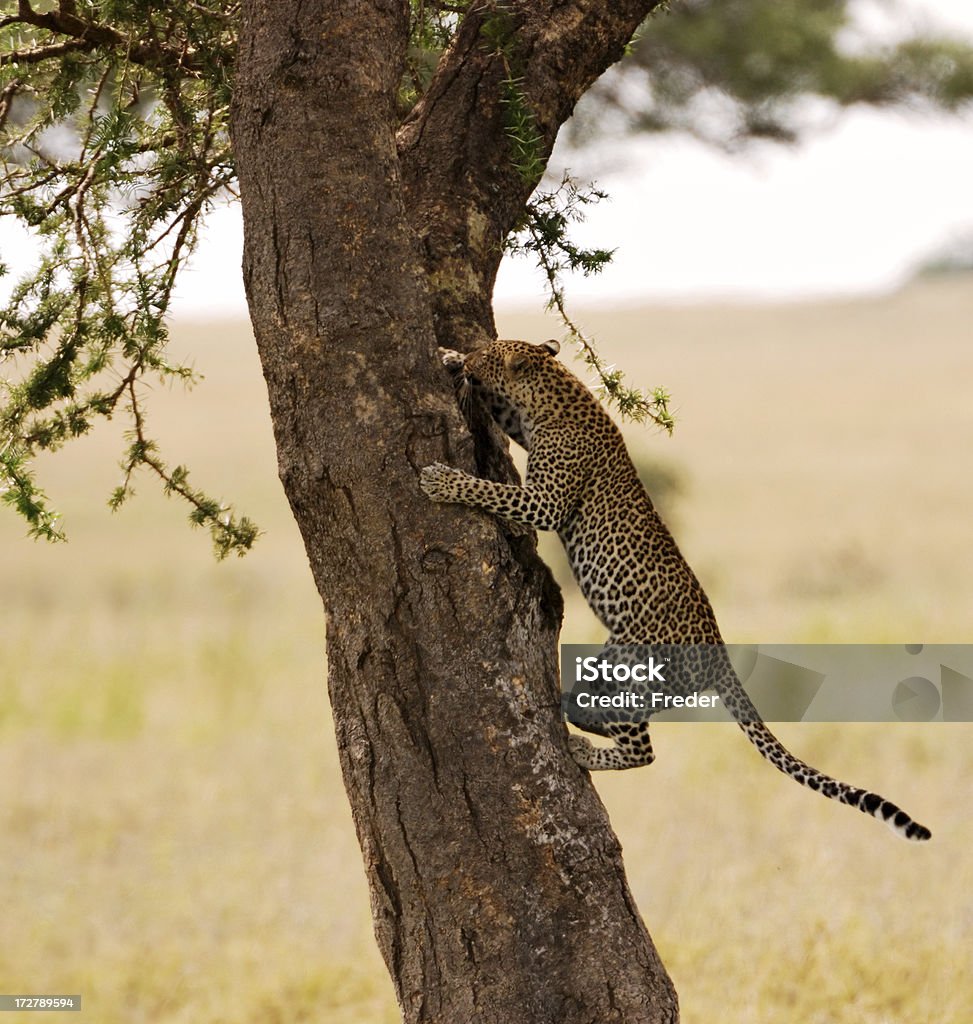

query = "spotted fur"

[{"left": 421, "top": 339, "right": 931, "bottom": 842}]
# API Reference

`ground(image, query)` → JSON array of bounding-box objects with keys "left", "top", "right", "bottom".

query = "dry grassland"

[{"left": 1, "top": 275, "right": 970, "bottom": 1022}]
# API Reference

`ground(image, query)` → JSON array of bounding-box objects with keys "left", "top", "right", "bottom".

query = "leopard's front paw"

[
  {"left": 420, "top": 461, "right": 465, "bottom": 503},
  {"left": 438, "top": 347, "right": 466, "bottom": 374}
]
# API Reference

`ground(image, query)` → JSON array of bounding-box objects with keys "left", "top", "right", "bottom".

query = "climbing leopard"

[{"left": 420, "top": 339, "right": 931, "bottom": 842}]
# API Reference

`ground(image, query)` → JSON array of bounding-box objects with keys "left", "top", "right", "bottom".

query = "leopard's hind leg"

[{"left": 569, "top": 722, "right": 656, "bottom": 770}]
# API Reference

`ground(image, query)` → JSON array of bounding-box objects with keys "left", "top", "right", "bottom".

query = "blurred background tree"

[{"left": 577, "top": 0, "right": 973, "bottom": 147}]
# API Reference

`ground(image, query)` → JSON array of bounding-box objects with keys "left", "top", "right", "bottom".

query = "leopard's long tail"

[{"left": 714, "top": 675, "right": 931, "bottom": 841}]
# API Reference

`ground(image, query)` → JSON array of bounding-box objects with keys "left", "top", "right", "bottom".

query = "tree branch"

[
  {"left": 0, "top": 39, "right": 93, "bottom": 66},
  {"left": 0, "top": 0, "right": 227, "bottom": 73},
  {"left": 397, "top": 0, "right": 664, "bottom": 348}
]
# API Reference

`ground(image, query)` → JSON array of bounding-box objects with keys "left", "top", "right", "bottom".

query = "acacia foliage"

[{"left": 0, "top": 0, "right": 248, "bottom": 552}]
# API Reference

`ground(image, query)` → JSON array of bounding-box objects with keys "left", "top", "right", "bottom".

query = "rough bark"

[{"left": 231, "top": 2, "right": 677, "bottom": 1022}]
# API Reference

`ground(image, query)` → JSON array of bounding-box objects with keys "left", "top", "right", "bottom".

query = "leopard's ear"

[
  {"left": 539, "top": 339, "right": 560, "bottom": 357},
  {"left": 504, "top": 350, "right": 530, "bottom": 375}
]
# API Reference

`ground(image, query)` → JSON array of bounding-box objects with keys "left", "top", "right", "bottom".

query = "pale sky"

[{"left": 3, "top": 1, "right": 972, "bottom": 315}]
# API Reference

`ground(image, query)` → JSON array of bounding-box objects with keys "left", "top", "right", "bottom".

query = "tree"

[{"left": 2, "top": 3, "right": 971, "bottom": 1022}]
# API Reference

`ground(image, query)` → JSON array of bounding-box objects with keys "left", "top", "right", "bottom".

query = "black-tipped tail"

[
  {"left": 731, "top": 712, "right": 932, "bottom": 841},
  {"left": 851, "top": 789, "right": 932, "bottom": 841}
]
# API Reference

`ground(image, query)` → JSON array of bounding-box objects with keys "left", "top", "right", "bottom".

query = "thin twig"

[{"left": 0, "top": 78, "right": 22, "bottom": 131}]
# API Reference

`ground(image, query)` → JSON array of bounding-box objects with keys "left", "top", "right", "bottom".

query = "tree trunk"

[{"left": 230, "top": 2, "right": 677, "bottom": 1021}]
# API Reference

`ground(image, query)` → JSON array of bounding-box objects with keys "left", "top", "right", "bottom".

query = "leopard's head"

[{"left": 463, "top": 338, "right": 565, "bottom": 421}]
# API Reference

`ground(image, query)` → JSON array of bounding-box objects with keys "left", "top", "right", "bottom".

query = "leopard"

[{"left": 420, "top": 338, "right": 931, "bottom": 842}]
